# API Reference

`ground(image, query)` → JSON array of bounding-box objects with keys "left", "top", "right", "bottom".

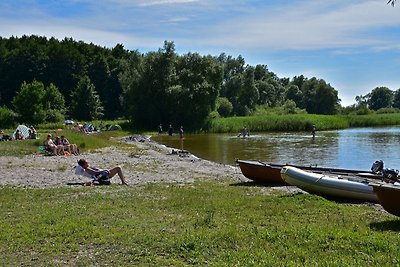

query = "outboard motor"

[
  {"left": 383, "top": 168, "right": 399, "bottom": 183},
  {"left": 371, "top": 160, "right": 384, "bottom": 174}
]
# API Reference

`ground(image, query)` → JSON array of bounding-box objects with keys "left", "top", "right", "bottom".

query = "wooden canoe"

[
  {"left": 236, "top": 159, "right": 381, "bottom": 184},
  {"left": 370, "top": 183, "right": 400, "bottom": 216},
  {"left": 236, "top": 160, "right": 283, "bottom": 183},
  {"left": 280, "top": 166, "right": 378, "bottom": 202}
]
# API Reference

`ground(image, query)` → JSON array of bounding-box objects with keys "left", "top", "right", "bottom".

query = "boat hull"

[
  {"left": 236, "top": 159, "right": 381, "bottom": 185},
  {"left": 236, "top": 160, "right": 283, "bottom": 183},
  {"left": 371, "top": 183, "right": 400, "bottom": 216},
  {"left": 281, "top": 166, "right": 378, "bottom": 202}
]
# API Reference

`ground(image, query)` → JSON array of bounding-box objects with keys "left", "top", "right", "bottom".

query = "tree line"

[{"left": 0, "top": 35, "right": 394, "bottom": 130}]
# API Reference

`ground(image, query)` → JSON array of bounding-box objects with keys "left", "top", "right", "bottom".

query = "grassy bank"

[
  {"left": 0, "top": 128, "right": 131, "bottom": 157},
  {"left": 0, "top": 181, "right": 398, "bottom": 266},
  {"left": 209, "top": 113, "right": 400, "bottom": 133}
]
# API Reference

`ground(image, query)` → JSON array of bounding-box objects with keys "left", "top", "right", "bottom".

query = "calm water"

[{"left": 152, "top": 127, "right": 400, "bottom": 170}]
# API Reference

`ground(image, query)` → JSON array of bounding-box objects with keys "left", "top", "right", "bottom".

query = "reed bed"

[
  {"left": 210, "top": 114, "right": 349, "bottom": 133},
  {"left": 210, "top": 113, "right": 400, "bottom": 133}
]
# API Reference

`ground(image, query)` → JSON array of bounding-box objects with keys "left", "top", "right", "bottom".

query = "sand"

[{"left": 0, "top": 137, "right": 250, "bottom": 188}]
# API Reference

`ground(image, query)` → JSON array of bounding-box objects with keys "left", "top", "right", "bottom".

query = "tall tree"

[
  {"left": 42, "top": 83, "right": 66, "bottom": 122},
  {"left": 12, "top": 80, "right": 46, "bottom": 125},
  {"left": 237, "top": 66, "right": 259, "bottom": 115},
  {"left": 70, "top": 76, "right": 104, "bottom": 121},
  {"left": 392, "top": 89, "right": 400, "bottom": 108},
  {"left": 174, "top": 53, "right": 223, "bottom": 128},
  {"left": 12, "top": 80, "right": 65, "bottom": 124},
  {"left": 367, "top": 86, "right": 393, "bottom": 110}
]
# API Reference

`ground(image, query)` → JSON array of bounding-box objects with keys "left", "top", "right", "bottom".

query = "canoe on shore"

[
  {"left": 236, "top": 159, "right": 381, "bottom": 184},
  {"left": 236, "top": 160, "right": 283, "bottom": 183},
  {"left": 370, "top": 183, "right": 400, "bottom": 216},
  {"left": 280, "top": 166, "right": 379, "bottom": 202}
]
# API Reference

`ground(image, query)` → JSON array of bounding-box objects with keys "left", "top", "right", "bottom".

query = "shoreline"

[
  {"left": 0, "top": 136, "right": 384, "bottom": 213},
  {"left": 0, "top": 137, "right": 246, "bottom": 188}
]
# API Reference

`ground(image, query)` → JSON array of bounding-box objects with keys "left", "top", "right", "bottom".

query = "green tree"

[
  {"left": 70, "top": 76, "right": 104, "bottom": 121},
  {"left": 367, "top": 86, "right": 393, "bottom": 110},
  {"left": 392, "top": 89, "right": 400, "bottom": 108},
  {"left": 216, "top": 97, "right": 233, "bottom": 117},
  {"left": 123, "top": 41, "right": 177, "bottom": 128},
  {"left": 237, "top": 66, "right": 259, "bottom": 115},
  {"left": 12, "top": 80, "right": 66, "bottom": 124},
  {"left": 282, "top": 99, "right": 297, "bottom": 114},
  {"left": 12, "top": 80, "right": 46, "bottom": 124},
  {"left": 121, "top": 44, "right": 222, "bottom": 129},
  {"left": 42, "top": 83, "right": 65, "bottom": 111},
  {"left": 292, "top": 77, "right": 339, "bottom": 114},
  {"left": 42, "top": 83, "right": 66, "bottom": 122},
  {"left": 285, "top": 84, "right": 303, "bottom": 106},
  {"left": 0, "top": 106, "right": 17, "bottom": 128},
  {"left": 119, "top": 51, "right": 143, "bottom": 122},
  {"left": 174, "top": 53, "right": 222, "bottom": 128}
]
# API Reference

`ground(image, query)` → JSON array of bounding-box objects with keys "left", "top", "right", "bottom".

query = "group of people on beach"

[
  {"left": 44, "top": 133, "right": 79, "bottom": 156},
  {"left": 0, "top": 125, "right": 37, "bottom": 141}
]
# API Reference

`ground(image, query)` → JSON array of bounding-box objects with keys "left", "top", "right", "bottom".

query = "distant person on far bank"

[
  {"left": 168, "top": 124, "right": 173, "bottom": 136},
  {"left": 179, "top": 126, "right": 184, "bottom": 139},
  {"left": 312, "top": 125, "right": 316, "bottom": 139}
]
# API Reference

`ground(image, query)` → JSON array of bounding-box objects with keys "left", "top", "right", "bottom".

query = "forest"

[{"left": 0, "top": 35, "right": 398, "bottom": 130}]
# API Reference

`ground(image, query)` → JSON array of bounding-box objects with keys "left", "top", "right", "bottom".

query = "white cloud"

[{"left": 190, "top": 0, "right": 400, "bottom": 51}]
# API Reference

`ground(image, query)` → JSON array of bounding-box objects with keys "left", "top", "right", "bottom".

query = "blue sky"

[{"left": 1, "top": 0, "right": 399, "bottom": 106}]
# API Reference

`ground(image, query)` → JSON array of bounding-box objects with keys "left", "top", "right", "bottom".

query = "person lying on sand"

[{"left": 75, "top": 159, "right": 128, "bottom": 185}]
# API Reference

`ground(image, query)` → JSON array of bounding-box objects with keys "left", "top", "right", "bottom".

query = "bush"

[
  {"left": 44, "top": 109, "right": 65, "bottom": 123},
  {"left": 216, "top": 97, "right": 233, "bottom": 117},
  {"left": 376, "top": 107, "right": 400, "bottom": 114},
  {"left": 355, "top": 107, "right": 373, "bottom": 115},
  {"left": 0, "top": 106, "right": 17, "bottom": 128}
]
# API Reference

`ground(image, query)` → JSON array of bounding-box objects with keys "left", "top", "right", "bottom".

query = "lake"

[{"left": 152, "top": 127, "right": 400, "bottom": 170}]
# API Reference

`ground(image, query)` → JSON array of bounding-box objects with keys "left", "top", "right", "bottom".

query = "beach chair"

[{"left": 37, "top": 146, "right": 56, "bottom": 156}]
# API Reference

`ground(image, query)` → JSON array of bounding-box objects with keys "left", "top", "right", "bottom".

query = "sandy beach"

[{"left": 0, "top": 137, "right": 250, "bottom": 188}]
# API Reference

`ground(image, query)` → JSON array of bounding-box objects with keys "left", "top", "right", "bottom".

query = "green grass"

[
  {"left": 345, "top": 113, "right": 400, "bottom": 127},
  {"left": 0, "top": 181, "right": 399, "bottom": 266},
  {"left": 210, "top": 114, "right": 349, "bottom": 133},
  {"left": 210, "top": 113, "right": 400, "bottom": 133},
  {"left": 0, "top": 128, "right": 133, "bottom": 157}
]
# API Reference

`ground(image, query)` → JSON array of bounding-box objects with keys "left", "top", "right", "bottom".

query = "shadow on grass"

[
  {"left": 230, "top": 181, "right": 287, "bottom": 188},
  {"left": 370, "top": 219, "right": 400, "bottom": 232}
]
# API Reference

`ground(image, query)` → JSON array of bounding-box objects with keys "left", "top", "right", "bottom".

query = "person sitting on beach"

[
  {"left": 44, "top": 134, "right": 64, "bottom": 156},
  {"left": 15, "top": 129, "right": 24, "bottom": 140},
  {"left": 60, "top": 135, "right": 79, "bottom": 156},
  {"left": 75, "top": 159, "right": 128, "bottom": 185},
  {"left": 29, "top": 126, "right": 37, "bottom": 139}
]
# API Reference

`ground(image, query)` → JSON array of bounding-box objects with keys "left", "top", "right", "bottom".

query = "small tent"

[
  {"left": 108, "top": 124, "right": 121, "bottom": 131},
  {"left": 12, "top": 125, "right": 30, "bottom": 140}
]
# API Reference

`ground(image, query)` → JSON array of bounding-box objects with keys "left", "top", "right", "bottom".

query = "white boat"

[{"left": 280, "top": 166, "right": 378, "bottom": 202}]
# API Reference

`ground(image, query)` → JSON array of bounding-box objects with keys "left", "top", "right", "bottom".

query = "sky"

[{"left": 0, "top": 0, "right": 399, "bottom": 106}]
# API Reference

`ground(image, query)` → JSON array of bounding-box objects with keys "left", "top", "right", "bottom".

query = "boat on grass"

[
  {"left": 236, "top": 160, "right": 283, "bottom": 183},
  {"left": 236, "top": 159, "right": 381, "bottom": 184},
  {"left": 280, "top": 166, "right": 378, "bottom": 203},
  {"left": 370, "top": 183, "right": 400, "bottom": 216}
]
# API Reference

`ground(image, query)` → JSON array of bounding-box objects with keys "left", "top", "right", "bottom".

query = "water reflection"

[{"left": 152, "top": 126, "right": 400, "bottom": 169}]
